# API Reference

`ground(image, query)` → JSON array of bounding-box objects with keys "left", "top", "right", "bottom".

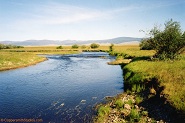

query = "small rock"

[
  {"left": 80, "top": 100, "right": 86, "bottom": 103},
  {"left": 92, "top": 97, "right": 97, "bottom": 100},
  {"left": 135, "top": 105, "right": 139, "bottom": 109},
  {"left": 147, "top": 118, "right": 152, "bottom": 122},
  {"left": 124, "top": 104, "right": 131, "bottom": 110},
  {"left": 60, "top": 103, "right": 64, "bottom": 107},
  {"left": 121, "top": 109, "right": 130, "bottom": 117}
]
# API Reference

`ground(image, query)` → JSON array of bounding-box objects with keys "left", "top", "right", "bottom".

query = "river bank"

[
  {"left": 0, "top": 52, "right": 47, "bottom": 71},
  {"left": 94, "top": 48, "right": 185, "bottom": 122},
  {"left": 0, "top": 47, "right": 80, "bottom": 71}
]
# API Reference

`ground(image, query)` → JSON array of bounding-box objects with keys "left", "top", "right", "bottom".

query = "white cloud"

[
  {"left": 19, "top": 3, "right": 106, "bottom": 25},
  {"left": 15, "top": 2, "right": 141, "bottom": 25}
]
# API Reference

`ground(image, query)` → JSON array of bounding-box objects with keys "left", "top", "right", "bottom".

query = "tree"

[
  {"left": 109, "top": 43, "right": 114, "bottom": 52},
  {"left": 56, "top": 45, "right": 63, "bottom": 49},
  {"left": 72, "top": 44, "right": 79, "bottom": 49},
  {"left": 0, "top": 44, "right": 5, "bottom": 49},
  {"left": 140, "top": 19, "right": 185, "bottom": 60},
  {"left": 0, "top": 44, "right": 24, "bottom": 49},
  {"left": 139, "top": 39, "right": 154, "bottom": 50},
  {"left": 90, "top": 43, "right": 99, "bottom": 49}
]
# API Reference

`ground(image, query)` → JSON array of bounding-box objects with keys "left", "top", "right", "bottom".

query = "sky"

[{"left": 0, "top": 0, "right": 185, "bottom": 41}]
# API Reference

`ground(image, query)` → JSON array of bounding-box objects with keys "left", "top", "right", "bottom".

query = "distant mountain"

[{"left": 0, "top": 37, "right": 142, "bottom": 46}]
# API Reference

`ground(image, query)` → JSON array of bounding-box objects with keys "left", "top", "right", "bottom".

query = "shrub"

[
  {"left": 56, "top": 45, "right": 63, "bottom": 49},
  {"left": 90, "top": 43, "right": 100, "bottom": 49},
  {"left": 0, "top": 44, "right": 24, "bottom": 49},
  {"left": 140, "top": 19, "right": 185, "bottom": 60},
  {"left": 140, "top": 39, "right": 154, "bottom": 50},
  {"left": 109, "top": 43, "right": 114, "bottom": 52},
  {"left": 72, "top": 44, "right": 79, "bottom": 49}
]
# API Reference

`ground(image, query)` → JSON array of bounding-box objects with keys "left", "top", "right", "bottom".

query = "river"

[{"left": 0, "top": 52, "right": 123, "bottom": 123}]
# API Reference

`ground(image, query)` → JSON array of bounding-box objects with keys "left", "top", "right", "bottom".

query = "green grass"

[
  {"left": 0, "top": 52, "right": 46, "bottom": 71},
  {"left": 113, "top": 45, "right": 155, "bottom": 57},
  {"left": 95, "top": 106, "right": 111, "bottom": 123},
  {"left": 123, "top": 55, "right": 185, "bottom": 112},
  {"left": 115, "top": 99, "right": 124, "bottom": 109}
]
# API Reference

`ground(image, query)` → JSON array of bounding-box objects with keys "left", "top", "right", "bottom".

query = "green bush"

[
  {"left": 72, "top": 44, "right": 79, "bottom": 49},
  {"left": 90, "top": 43, "right": 100, "bottom": 49},
  {"left": 109, "top": 43, "right": 114, "bottom": 52},
  {"left": 56, "top": 45, "right": 63, "bottom": 49},
  {"left": 0, "top": 44, "right": 24, "bottom": 49},
  {"left": 140, "top": 39, "right": 154, "bottom": 50},
  {"left": 140, "top": 19, "right": 185, "bottom": 60}
]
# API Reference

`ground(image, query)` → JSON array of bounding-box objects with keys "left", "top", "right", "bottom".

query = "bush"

[
  {"left": 140, "top": 39, "right": 154, "bottom": 50},
  {"left": 90, "top": 43, "right": 100, "bottom": 49},
  {"left": 71, "top": 44, "right": 79, "bottom": 49},
  {"left": 109, "top": 43, "right": 114, "bottom": 52},
  {"left": 141, "top": 19, "right": 185, "bottom": 60},
  {"left": 56, "top": 45, "right": 63, "bottom": 49},
  {"left": 0, "top": 44, "right": 24, "bottom": 49}
]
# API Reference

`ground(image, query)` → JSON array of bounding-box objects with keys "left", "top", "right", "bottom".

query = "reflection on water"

[{"left": 0, "top": 52, "right": 123, "bottom": 122}]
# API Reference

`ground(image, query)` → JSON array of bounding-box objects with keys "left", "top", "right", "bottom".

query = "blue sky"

[{"left": 0, "top": 0, "right": 185, "bottom": 41}]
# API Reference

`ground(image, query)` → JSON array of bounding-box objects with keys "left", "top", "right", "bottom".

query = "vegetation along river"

[{"left": 0, "top": 52, "right": 123, "bottom": 122}]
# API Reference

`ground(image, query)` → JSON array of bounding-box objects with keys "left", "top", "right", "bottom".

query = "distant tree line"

[
  {"left": 0, "top": 44, "right": 24, "bottom": 50},
  {"left": 140, "top": 19, "right": 185, "bottom": 60},
  {"left": 56, "top": 43, "right": 100, "bottom": 49}
]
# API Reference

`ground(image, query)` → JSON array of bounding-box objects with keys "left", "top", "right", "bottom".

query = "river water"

[{"left": 0, "top": 52, "right": 123, "bottom": 123}]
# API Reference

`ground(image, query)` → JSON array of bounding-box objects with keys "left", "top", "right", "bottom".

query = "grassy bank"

[
  {"left": 95, "top": 45, "right": 185, "bottom": 122},
  {"left": 0, "top": 52, "right": 47, "bottom": 71},
  {"left": 124, "top": 57, "right": 185, "bottom": 111}
]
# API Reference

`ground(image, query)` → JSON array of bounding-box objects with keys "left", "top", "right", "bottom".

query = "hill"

[{"left": 0, "top": 37, "right": 142, "bottom": 46}]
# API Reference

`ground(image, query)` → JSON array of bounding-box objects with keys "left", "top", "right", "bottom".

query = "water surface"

[{"left": 0, "top": 52, "right": 123, "bottom": 122}]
